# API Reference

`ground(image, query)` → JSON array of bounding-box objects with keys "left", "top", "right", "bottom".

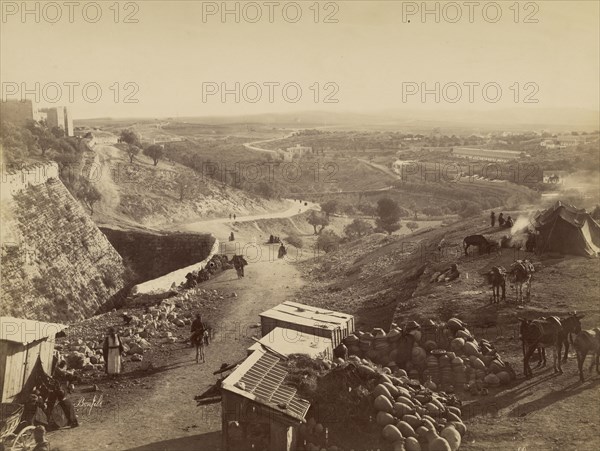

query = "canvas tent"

[{"left": 534, "top": 201, "right": 600, "bottom": 257}]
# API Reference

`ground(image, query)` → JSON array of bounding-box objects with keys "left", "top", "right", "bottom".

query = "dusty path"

[{"left": 49, "top": 214, "right": 308, "bottom": 451}]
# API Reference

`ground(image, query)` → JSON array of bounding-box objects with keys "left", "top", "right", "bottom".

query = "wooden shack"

[
  {"left": 247, "top": 327, "right": 333, "bottom": 360},
  {"left": 0, "top": 316, "right": 66, "bottom": 402},
  {"left": 259, "top": 301, "right": 355, "bottom": 350},
  {"left": 221, "top": 348, "right": 311, "bottom": 451}
]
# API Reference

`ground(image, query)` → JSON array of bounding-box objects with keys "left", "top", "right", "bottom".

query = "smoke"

[
  {"left": 511, "top": 215, "right": 532, "bottom": 236},
  {"left": 542, "top": 170, "right": 600, "bottom": 210}
]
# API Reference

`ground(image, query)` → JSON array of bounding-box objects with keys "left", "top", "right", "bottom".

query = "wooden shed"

[
  {"left": 259, "top": 301, "right": 355, "bottom": 350},
  {"left": 247, "top": 327, "right": 333, "bottom": 360},
  {"left": 0, "top": 316, "right": 66, "bottom": 402},
  {"left": 221, "top": 348, "right": 311, "bottom": 451}
]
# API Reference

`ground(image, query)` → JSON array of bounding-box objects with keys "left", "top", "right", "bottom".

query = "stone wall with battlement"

[{"left": 1, "top": 162, "right": 60, "bottom": 200}]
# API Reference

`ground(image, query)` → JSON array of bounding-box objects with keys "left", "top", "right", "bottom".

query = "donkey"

[
  {"left": 509, "top": 260, "right": 535, "bottom": 303},
  {"left": 574, "top": 327, "right": 600, "bottom": 382},
  {"left": 519, "top": 316, "right": 564, "bottom": 377},
  {"left": 192, "top": 329, "right": 209, "bottom": 363},
  {"left": 486, "top": 266, "right": 506, "bottom": 303}
]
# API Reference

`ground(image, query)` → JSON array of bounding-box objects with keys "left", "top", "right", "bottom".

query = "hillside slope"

[
  {"left": 298, "top": 210, "right": 600, "bottom": 451},
  {"left": 85, "top": 143, "right": 291, "bottom": 229}
]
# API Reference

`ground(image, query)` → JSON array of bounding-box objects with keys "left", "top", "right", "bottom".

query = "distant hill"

[{"left": 75, "top": 107, "right": 600, "bottom": 133}]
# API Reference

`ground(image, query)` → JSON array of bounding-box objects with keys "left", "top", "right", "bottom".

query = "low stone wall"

[{"left": 131, "top": 238, "right": 220, "bottom": 295}]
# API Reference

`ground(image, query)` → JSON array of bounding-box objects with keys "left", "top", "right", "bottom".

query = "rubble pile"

[
  {"left": 57, "top": 288, "right": 227, "bottom": 375},
  {"left": 342, "top": 317, "right": 516, "bottom": 395}
]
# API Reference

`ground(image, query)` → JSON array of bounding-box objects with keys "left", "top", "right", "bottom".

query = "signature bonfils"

[{"left": 74, "top": 394, "right": 104, "bottom": 415}]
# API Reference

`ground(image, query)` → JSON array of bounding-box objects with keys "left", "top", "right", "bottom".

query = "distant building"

[
  {"left": 38, "top": 106, "right": 74, "bottom": 136},
  {"left": 64, "top": 107, "right": 73, "bottom": 136},
  {"left": 285, "top": 144, "right": 313, "bottom": 157},
  {"left": 556, "top": 135, "right": 597, "bottom": 146},
  {"left": 45, "top": 106, "right": 64, "bottom": 131},
  {"left": 540, "top": 139, "right": 565, "bottom": 149},
  {"left": 277, "top": 144, "right": 313, "bottom": 162},
  {"left": 543, "top": 171, "right": 568, "bottom": 184},
  {"left": 452, "top": 147, "right": 525, "bottom": 162},
  {"left": 0, "top": 99, "right": 34, "bottom": 126}
]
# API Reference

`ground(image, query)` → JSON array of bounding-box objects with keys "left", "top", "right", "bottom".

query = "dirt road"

[{"left": 49, "top": 213, "right": 308, "bottom": 451}]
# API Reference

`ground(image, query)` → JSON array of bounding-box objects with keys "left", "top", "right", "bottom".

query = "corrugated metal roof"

[
  {"left": 0, "top": 317, "right": 67, "bottom": 345},
  {"left": 222, "top": 348, "right": 311, "bottom": 422},
  {"left": 260, "top": 301, "right": 353, "bottom": 330}
]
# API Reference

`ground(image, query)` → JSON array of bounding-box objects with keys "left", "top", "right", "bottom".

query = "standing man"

[
  {"left": 490, "top": 211, "right": 496, "bottom": 227},
  {"left": 102, "top": 327, "right": 124, "bottom": 376}
]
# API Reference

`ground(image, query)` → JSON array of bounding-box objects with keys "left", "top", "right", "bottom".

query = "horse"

[
  {"left": 486, "top": 266, "right": 506, "bottom": 303},
  {"left": 509, "top": 260, "right": 534, "bottom": 303},
  {"left": 519, "top": 316, "right": 564, "bottom": 377},
  {"left": 191, "top": 329, "right": 209, "bottom": 363},
  {"left": 574, "top": 327, "right": 600, "bottom": 382}
]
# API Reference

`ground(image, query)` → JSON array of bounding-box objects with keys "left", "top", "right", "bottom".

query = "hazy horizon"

[{"left": 2, "top": 1, "right": 599, "bottom": 123}]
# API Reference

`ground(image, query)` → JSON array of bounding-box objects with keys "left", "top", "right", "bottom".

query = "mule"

[
  {"left": 519, "top": 313, "right": 584, "bottom": 372},
  {"left": 486, "top": 266, "right": 506, "bottom": 303},
  {"left": 574, "top": 328, "right": 600, "bottom": 382},
  {"left": 558, "top": 312, "right": 584, "bottom": 362},
  {"left": 519, "top": 316, "right": 564, "bottom": 377},
  {"left": 509, "top": 260, "right": 534, "bottom": 303}
]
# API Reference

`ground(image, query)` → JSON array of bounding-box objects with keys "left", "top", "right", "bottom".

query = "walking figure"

[{"left": 490, "top": 211, "right": 496, "bottom": 227}]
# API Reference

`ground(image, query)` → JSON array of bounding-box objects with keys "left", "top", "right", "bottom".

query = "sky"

[{"left": 1, "top": 0, "right": 599, "bottom": 120}]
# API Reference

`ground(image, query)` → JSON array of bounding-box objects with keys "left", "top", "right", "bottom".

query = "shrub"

[
  {"left": 316, "top": 230, "right": 341, "bottom": 253},
  {"left": 286, "top": 234, "right": 303, "bottom": 249}
]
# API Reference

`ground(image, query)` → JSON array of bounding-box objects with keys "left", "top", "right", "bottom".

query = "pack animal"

[
  {"left": 486, "top": 266, "right": 506, "bottom": 303},
  {"left": 192, "top": 330, "right": 209, "bottom": 363},
  {"left": 463, "top": 235, "right": 499, "bottom": 256},
  {"left": 519, "top": 316, "right": 565, "bottom": 377},
  {"left": 574, "top": 327, "right": 600, "bottom": 382},
  {"left": 509, "top": 259, "right": 535, "bottom": 303}
]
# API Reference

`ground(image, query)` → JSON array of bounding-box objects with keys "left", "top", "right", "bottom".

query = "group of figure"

[
  {"left": 268, "top": 235, "right": 281, "bottom": 244},
  {"left": 19, "top": 380, "right": 79, "bottom": 437},
  {"left": 491, "top": 211, "right": 513, "bottom": 228},
  {"left": 228, "top": 213, "right": 237, "bottom": 221},
  {"left": 519, "top": 312, "right": 600, "bottom": 382}
]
